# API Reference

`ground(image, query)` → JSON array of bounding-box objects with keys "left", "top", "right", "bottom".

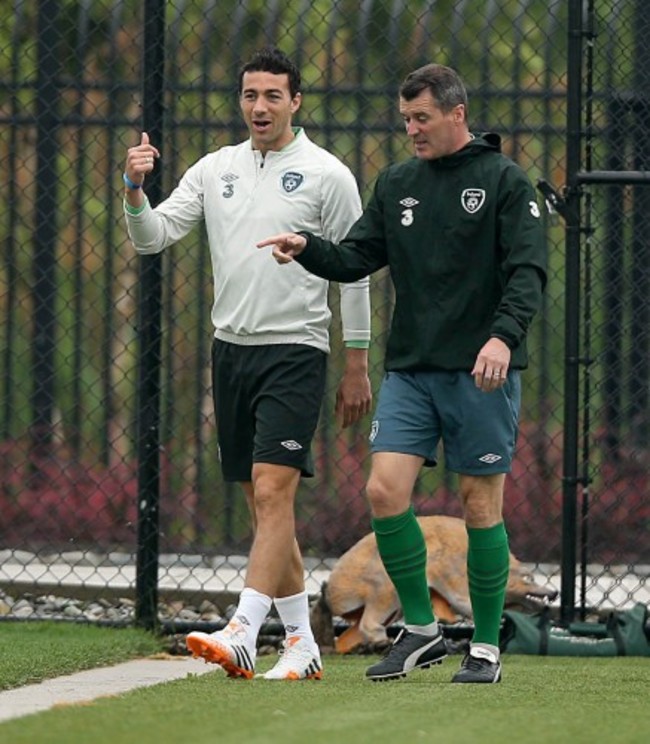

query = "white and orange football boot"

[
  {"left": 259, "top": 636, "right": 323, "bottom": 681},
  {"left": 186, "top": 622, "right": 256, "bottom": 680}
]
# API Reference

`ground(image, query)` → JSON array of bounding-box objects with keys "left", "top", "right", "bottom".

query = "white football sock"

[
  {"left": 227, "top": 587, "right": 272, "bottom": 651},
  {"left": 274, "top": 590, "right": 319, "bottom": 653}
]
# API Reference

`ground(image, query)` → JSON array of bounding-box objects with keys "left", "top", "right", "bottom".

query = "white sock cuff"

[
  {"left": 405, "top": 621, "right": 440, "bottom": 637},
  {"left": 274, "top": 590, "right": 308, "bottom": 609},
  {"left": 470, "top": 643, "right": 500, "bottom": 662},
  {"left": 241, "top": 586, "right": 273, "bottom": 609}
]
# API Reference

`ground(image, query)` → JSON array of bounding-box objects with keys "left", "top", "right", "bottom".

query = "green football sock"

[
  {"left": 467, "top": 522, "right": 510, "bottom": 646},
  {"left": 372, "top": 506, "right": 434, "bottom": 626}
]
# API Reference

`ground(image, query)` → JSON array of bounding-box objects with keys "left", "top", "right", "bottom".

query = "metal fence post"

[
  {"left": 630, "top": 0, "right": 650, "bottom": 448},
  {"left": 135, "top": 0, "right": 167, "bottom": 632},
  {"left": 30, "top": 0, "right": 61, "bottom": 469},
  {"left": 561, "top": 0, "right": 584, "bottom": 625}
]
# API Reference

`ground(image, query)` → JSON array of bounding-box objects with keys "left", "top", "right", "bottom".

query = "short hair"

[
  {"left": 399, "top": 64, "right": 468, "bottom": 120},
  {"left": 238, "top": 47, "right": 301, "bottom": 98}
]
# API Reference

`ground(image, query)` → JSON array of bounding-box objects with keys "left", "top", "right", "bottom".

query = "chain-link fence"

[
  {"left": 0, "top": 0, "right": 647, "bottom": 630},
  {"left": 556, "top": 0, "right": 650, "bottom": 621}
]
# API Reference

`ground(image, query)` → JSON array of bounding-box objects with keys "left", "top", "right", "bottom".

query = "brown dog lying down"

[{"left": 310, "top": 515, "right": 558, "bottom": 654}]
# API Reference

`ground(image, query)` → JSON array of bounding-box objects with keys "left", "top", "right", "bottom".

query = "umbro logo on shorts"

[
  {"left": 478, "top": 453, "right": 502, "bottom": 464},
  {"left": 281, "top": 440, "right": 303, "bottom": 451}
]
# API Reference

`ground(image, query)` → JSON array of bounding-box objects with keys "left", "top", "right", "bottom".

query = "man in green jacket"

[{"left": 258, "top": 63, "right": 547, "bottom": 684}]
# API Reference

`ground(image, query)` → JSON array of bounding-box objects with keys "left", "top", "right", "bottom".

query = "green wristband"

[{"left": 124, "top": 199, "right": 147, "bottom": 216}]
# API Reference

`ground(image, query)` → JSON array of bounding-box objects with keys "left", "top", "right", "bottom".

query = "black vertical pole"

[
  {"left": 561, "top": 0, "right": 584, "bottom": 625},
  {"left": 602, "top": 98, "right": 625, "bottom": 461},
  {"left": 630, "top": 0, "right": 650, "bottom": 450},
  {"left": 3, "top": 1, "right": 27, "bottom": 440},
  {"left": 135, "top": 0, "right": 166, "bottom": 631},
  {"left": 30, "top": 0, "right": 61, "bottom": 470}
]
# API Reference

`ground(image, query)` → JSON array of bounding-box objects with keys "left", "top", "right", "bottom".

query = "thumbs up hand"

[{"left": 124, "top": 131, "right": 160, "bottom": 189}]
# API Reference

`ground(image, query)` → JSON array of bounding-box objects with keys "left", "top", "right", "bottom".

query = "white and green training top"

[{"left": 124, "top": 128, "right": 370, "bottom": 354}]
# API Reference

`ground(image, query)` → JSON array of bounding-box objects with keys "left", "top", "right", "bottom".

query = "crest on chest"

[
  {"left": 281, "top": 171, "right": 305, "bottom": 193},
  {"left": 461, "top": 188, "right": 486, "bottom": 214}
]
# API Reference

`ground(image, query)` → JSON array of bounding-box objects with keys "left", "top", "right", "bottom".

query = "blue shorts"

[{"left": 369, "top": 370, "right": 521, "bottom": 475}]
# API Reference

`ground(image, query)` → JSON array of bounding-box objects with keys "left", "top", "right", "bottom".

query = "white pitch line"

[{"left": 0, "top": 656, "right": 218, "bottom": 724}]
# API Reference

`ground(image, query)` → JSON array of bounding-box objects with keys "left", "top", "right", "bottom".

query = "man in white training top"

[{"left": 123, "top": 47, "right": 372, "bottom": 681}]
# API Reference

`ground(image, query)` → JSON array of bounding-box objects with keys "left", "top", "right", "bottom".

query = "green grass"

[
  {"left": 0, "top": 622, "right": 163, "bottom": 690},
  {"left": 1, "top": 626, "right": 649, "bottom": 744}
]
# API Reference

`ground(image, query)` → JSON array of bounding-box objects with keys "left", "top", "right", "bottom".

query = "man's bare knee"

[
  {"left": 252, "top": 464, "right": 299, "bottom": 514},
  {"left": 365, "top": 477, "right": 392, "bottom": 514},
  {"left": 365, "top": 454, "right": 422, "bottom": 517},
  {"left": 365, "top": 476, "right": 412, "bottom": 517},
  {"left": 459, "top": 473, "right": 506, "bottom": 527}
]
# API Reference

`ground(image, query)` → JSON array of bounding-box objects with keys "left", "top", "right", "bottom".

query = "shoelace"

[
  {"left": 379, "top": 629, "right": 407, "bottom": 658},
  {"left": 464, "top": 654, "right": 492, "bottom": 670},
  {"left": 222, "top": 622, "right": 248, "bottom": 643},
  {"left": 273, "top": 641, "right": 314, "bottom": 670}
]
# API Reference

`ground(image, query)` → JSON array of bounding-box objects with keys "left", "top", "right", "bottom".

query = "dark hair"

[
  {"left": 399, "top": 64, "right": 468, "bottom": 120},
  {"left": 238, "top": 47, "right": 301, "bottom": 98}
]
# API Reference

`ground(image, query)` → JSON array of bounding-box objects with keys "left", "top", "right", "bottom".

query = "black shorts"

[{"left": 211, "top": 339, "right": 327, "bottom": 482}]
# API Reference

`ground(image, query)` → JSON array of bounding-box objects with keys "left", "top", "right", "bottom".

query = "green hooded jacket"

[{"left": 298, "top": 133, "right": 547, "bottom": 371}]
